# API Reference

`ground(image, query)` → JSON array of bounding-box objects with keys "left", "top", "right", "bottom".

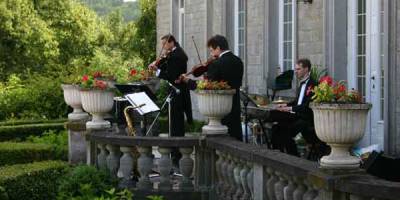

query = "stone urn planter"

[
  {"left": 61, "top": 84, "right": 89, "bottom": 121},
  {"left": 310, "top": 103, "right": 372, "bottom": 169},
  {"left": 196, "top": 89, "right": 236, "bottom": 134},
  {"left": 80, "top": 89, "right": 115, "bottom": 130}
]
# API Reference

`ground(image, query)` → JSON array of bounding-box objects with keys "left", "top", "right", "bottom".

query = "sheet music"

[{"left": 125, "top": 92, "right": 160, "bottom": 115}]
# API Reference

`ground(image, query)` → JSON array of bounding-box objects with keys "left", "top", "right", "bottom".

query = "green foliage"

[
  {"left": 0, "top": 123, "right": 65, "bottom": 141},
  {"left": 0, "top": 74, "right": 68, "bottom": 120},
  {"left": 0, "top": 142, "right": 56, "bottom": 166},
  {"left": 0, "top": 160, "right": 68, "bottom": 200},
  {"left": 80, "top": 0, "right": 140, "bottom": 22},
  {"left": 57, "top": 165, "right": 118, "bottom": 200},
  {"left": 310, "top": 65, "right": 327, "bottom": 83},
  {"left": 0, "top": 118, "right": 66, "bottom": 126},
  {"left": 130, "top": 0, "right": 156, "bottom": 66},
  {"left": 159, "top": 116, "right": 204, "bottom": 134},
  {"left": 26, "top": 130, "right": 68, "bottom": 160}
]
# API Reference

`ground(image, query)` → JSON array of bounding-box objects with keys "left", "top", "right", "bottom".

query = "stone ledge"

[
  {"left": 65, "top": 121, "right": 86, "bottom": 131},
  {"left": 86, "top": 131, "right": 201, "bottom": 147}
]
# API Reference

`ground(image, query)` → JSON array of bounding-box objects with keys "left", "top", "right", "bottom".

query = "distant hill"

[{"left": 80, "top": 0, "right": 140, "bottom": 22}]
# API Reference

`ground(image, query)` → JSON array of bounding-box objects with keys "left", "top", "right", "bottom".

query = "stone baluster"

[
  {"left": 274, "top": 171, "right": 288, "bottom": 200},
  {"left": 219, "top": 153, "right": 229, "bottom": 200},
  {"left": 97, "top": 143, "right": 108, "bottom": 169},
  {"left": 266, "top": 167, "right": 278, "bottom": 200},
  {"left": 232, "top": 157, "right": 243, "bottom": 200},
  {"left": 303, "top": 180, "right": 318, "bottom": 200},
  {"left": 283, "top": 176, "right": 297, "bottom": 200},
  {"left": 215, "top": 150, "right": 223, "bottom": 196},
  {"left": 106, "top": 144, "right": 120, "bottom": 177},
  {"left": 293, "top": 177, "right": 306, "bottom": 200},
  {"left": 179, "top": 147, "right": 194, "bottom": 190},
  {"left": 240, "top": 159, "right": 250, "bottom": 200},
  {"left": 158, "top": 147, "right": 172, "bottom": 190},
  {"left": 137, "top": 146, "right": 153, "bottom": 190},
  {"left": 312, "top": 184, "right": 322, "bottom": 200},
  {"left": 118, "top": 146, "right": 135, "bottom": 188},
  {"left": 226, "top": 154, "right": 236, "bottom": 200},
  {"left": 246, "top": 161, "right": 254, "bottom": 200}
]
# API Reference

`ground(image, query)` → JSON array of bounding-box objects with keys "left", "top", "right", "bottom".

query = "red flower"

[
  {"left": 94, "top": 80, "right": 107, "bottom": 90},
  {"left": 319, "top": 76, "right": 333, "bottom": 86},
  {"left": 93, "top": 71, "right": 102, "bottom": 79},
  {"left": 306, "top": 85, "right": 314, "bottom": 96},
  {"left": 82, "top": 75, "right": 89, "bottom": 82},
  {"left": 130, "top": 69, "right": 137, "bottom": 76}
]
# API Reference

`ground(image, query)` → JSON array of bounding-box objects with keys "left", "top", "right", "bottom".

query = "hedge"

[
  {"left": 0, "top": 123, "right": 65, "bottom": 141},
  {"left": 0, "top": 119, "right": 67, "bottom": 127},
  {"left": 0, "top": 161, "right": 69, "bottom": 200},
  {"left": 0, "top": 142, "right": 65, "bottom": 166}
]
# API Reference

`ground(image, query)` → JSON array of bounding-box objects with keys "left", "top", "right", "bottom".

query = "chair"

[{"left": 267, "top": 70, "right": 294, "bottom": 101}]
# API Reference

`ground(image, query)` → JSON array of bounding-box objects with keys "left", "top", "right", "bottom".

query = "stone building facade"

[{"left": 156, "top": 0, "right": 400, "bottom": 156}]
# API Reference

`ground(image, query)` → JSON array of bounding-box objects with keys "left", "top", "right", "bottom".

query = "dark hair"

[
  {"left": 296, "top": 58, "right": 312, "bottom": 71},
  {"left": 207, "top": 35, "right": 229, "bottom": 50},
  {"left": 161, "top": 34, "right": 177, "bottom": 45}
]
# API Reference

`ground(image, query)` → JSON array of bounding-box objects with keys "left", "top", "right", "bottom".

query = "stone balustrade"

[
  {"left": 81, "top": 128, "right": 400, "bottom": 200},
  {"left": 85, "top": 129, "right": 200, "bottom": 193}
]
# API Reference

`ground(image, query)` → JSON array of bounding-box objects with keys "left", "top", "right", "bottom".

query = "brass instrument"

[{"left": 123, "top": 104, "right": 145, "bottom": 136}]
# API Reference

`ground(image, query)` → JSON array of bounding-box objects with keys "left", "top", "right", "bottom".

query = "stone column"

[
  {"left": 66, "top": 121, "right": 88, "bottom": 164},
  {"left": 106, "top": 144, "right": 121, "bottom": 177},
  {"left": 179, "top": 147, "right": 194, "bottom": 190},
  {"left": 97, "top": 143, "right": 108, "bottom": 169},
  {"left": 137, "top": 146, "right": 153, "bottom": 190},
  {"left": 158, "top": 147, "right": 172, "bottom": 190},
  {"left": 118, "top": 146, "right": 136, "bottom": 188}
]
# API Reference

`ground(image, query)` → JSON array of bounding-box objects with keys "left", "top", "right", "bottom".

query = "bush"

[
  {"left": 57, "top": 165, "right": 118, "bottom": 199},
  {"left": 0, "top": 142, "right": 60, "bottom": 166},
  {"left": 0, "top": 74, "right": 68, "bottom": 121},
  {"left": 26, "top": 130, "right": 68, "bottom": 161},
  {"left": 0, "top": 161, "right": 68, "bottom": 200},
  {"left": 0, "top": 118, "right": 67, "bottom": 127},
  {"left": 0, "top": 123, "right": 65, "bottom": 141}
]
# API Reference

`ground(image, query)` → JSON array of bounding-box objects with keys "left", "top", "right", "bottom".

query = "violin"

[
  {"left": 153, "top": 50, "right": 171, "bottom": 67},
  {"left": 187, "top": 56, "right": 217, "bottom": 77}
]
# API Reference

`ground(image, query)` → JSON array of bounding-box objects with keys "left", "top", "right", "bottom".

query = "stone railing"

[
  {"left": 85, "top": 129, "right": 201, "bottom": 193},
  {"left": 66, "top": 121, "right": 399, "bottom": 200},
  {"left": 205, "top": 136, "right": 400, "bottom": 200}
]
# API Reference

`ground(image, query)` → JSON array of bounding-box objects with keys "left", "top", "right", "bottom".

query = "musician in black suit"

[
  {"left": 180, "top": 35, "right": 244, "bottom": 141},
  {"left": 149, "top": 34, "right": 193, "bottom": 166},
  {"left": 268, "top": 58, "right": 321, "bottom": 156}
]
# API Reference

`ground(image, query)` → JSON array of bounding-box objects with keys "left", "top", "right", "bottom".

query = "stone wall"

[
  {"left": 246, "top": 0, "right": 267, "bottom": 94},
  {"left": 297, "top": 0, "right": 324, "bottom": 66}
]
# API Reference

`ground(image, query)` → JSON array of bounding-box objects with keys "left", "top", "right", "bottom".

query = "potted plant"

[
  {"left": 61, "top": 68, "right": 89, "bottom": 121},
  {"left": 80, "top": 73, "right": 115, "bottom": 130},
  {"left": 310, "top": 76, "right": 372, "bottom": 169},
  {"left": 195, "top": 79, "right": 235, "bottom": 134}
]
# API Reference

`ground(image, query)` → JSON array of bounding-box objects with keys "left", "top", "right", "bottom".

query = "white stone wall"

[
  {"left": 246, "top": 0, "right": 267, "bottom": 95},
  {"left": 297, "top": 0, "right": 324, "bottom": 66}
]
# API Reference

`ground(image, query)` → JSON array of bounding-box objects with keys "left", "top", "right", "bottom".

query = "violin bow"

[
  {"left": 191, "top": 36, "right": 202, "bottom": 64},
  {"left": 158, "top": 34, "right": 172, "bottom": 58}
]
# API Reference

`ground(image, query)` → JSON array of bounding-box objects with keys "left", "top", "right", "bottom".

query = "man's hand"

[
  {"left": 277, "top": 106, "right": 292, "bottom": 112},
  {"left": 148, "top": 61, "right": 158, "bottom": 71},
  {"left": 175, "top": 74, "right": 190, "bottom": 84}
]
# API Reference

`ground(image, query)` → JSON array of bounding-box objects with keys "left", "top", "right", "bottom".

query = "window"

[
  {"left": 279, "top": 0, "right": 296, "bottom": 72},
  {"left": 178, "top": 0, "right": 185, "bottom": 47},
  {"left": 357, "top": 0, "right": 366, "bottom": 102},
  {"left": 234, "top": 0, "right": 245, "bottom": 60}
]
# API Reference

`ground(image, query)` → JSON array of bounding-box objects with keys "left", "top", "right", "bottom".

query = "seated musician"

[
  {"left": 268, "top": 58, "right": 324, "bottom": 156},
  {"left": 178, "top": 35, "right": 244, "bottom": 141}
]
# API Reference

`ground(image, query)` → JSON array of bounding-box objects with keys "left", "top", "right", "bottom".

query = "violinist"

[
  {"left": 148, "top": 34, "right": 193, "bottom": 169},
  {"left": 179, "top": 35, "right": 244, "bottom": 141}
]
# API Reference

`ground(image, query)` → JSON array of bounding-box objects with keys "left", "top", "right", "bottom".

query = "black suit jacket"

[
  {"left": 158, "top": 46, "right": 193, "bottom": 123},
  {"left": 188, "top": 51, "right": 244, "bottom": 140},
  {"left": 287, "top": 78, "right": 317, "bottom": 123}
]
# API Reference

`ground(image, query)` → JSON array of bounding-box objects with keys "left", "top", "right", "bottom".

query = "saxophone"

[{"left": 123, "top": 104, "right": 145, "bottom": 136}]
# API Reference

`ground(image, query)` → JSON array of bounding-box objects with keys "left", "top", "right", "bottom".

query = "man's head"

[
  {"left": 207, "top": 35, "right": 229, "bottom": 57},
  {"left": 294, "top": 58, "right": 311, "bottom": 80},
  {"left": 161, "top": 34, "right": 177, "bottom": 51}
]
